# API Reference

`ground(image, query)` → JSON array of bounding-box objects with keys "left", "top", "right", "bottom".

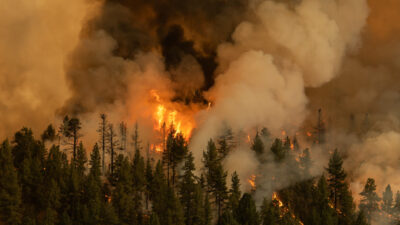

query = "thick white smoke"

[{"left": 190, "top": 0, "right": 369, "bottom": 189}]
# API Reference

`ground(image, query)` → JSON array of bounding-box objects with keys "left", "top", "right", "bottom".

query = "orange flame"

[
  {"left": 272, "top": 192, "right": 283, "bottom": 207},
  {"left": 248, "top": 175, "right": 256, "bottom": 189},
  {"left": 306, "top": 131, "right": 312, "bottom": 137},
  {"left": 150, "top": 90, "right": 195, "bottom": 148}
]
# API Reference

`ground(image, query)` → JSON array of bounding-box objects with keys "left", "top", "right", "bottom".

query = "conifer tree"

[
  {"left": 393, "top": 191, "right": 400, "bottom": 216},
  {"left": 228, "top": 172, "right": 241, "bottom": 216},
  {"left": 112, "top": 155, "right": 136, "bottom": 224},
  {"left": 270, "top": 138, "right": 286, "bottom": 162},
  {"left": 326, "top": 149, "right": 347, "bottom": 210},
  {"left": 0, "top": 140, "right": 22, "bottom": 225},
  {"left": 235, "top": 193, "right": 259, "bottom": 225},
  {"left": 251, "top": 132, "right": 264, "bottom": 155},
  {"left": 132, "top": 148, "right": 145, "bottom": 224},
  {"left": 60, "top": 116, "right": 82, "bottom": 161},
  {"left": 98, "top": 114, "right": 108, "bottom": 174},
  {"left": 314, "top": 175, "right": 336, "bottom": 225},
  {"left": 382, "top": 184, "right": 393, "bottom": 214},
  {"left": 76, "top": 142, "right": 87, "bottom": 175},
  {"left": 203, "top": 139, "right": 228, "bottom": 221},
  {"left": 217, "top": 127, "right": 234, "bottom": 159},
  {"left": 145, "top": 157, "right": 153, "bottom": 210},
  {"left": 353, "top": 211, "right": 368, "bottom": 225},
  {"left": 107, "top": 124, "right": 119, "bottom": 176},
  {"left": 260, "top": 198, "right": 280, "bottom": 225},
  {"left": 41, "top": 124, "right": 56, "bottom": 143},
  {"left": 359, "top": 178, "right": 380, "bottom": 223},
  {"left": 179, "top": 152, "right": 198, "bottom": 225},
  {"left": 83, "top": 144, "right": 103, "bottom": 225}
]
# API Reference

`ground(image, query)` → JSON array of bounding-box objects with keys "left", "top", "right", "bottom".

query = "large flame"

[{"left": 150, "top": 89, "right": 195, "bottom": 139}]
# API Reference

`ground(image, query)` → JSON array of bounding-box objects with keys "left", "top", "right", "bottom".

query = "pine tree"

[
  {"left": 145, "top": 157, "right": 153, "bottom": 210},
  {"left": 107, "top": 124, "right": 119, "bottom": 176},
  {"left": 170, "top": 132, "right": 188, "bottom": 187},
  {"left": 204, "top": 192, "right": 212, "bottom": 225},
  {"left": 60, "top": 116, "right": 82, "bottom": 161},
  {"left": 299, "top": 148, "right": 312, "bottom": 177},
  {"left": 353, "top": 211, "right": 368, "bottom": 225},
  {"left": 112, "top": 155, "right": 135, "bottom": 224},
  {"left": 217, "top": 127, "right": 234, "bottom": 160},
  {"left": 359, "top": 178, "right": 380, "bottom": 223},
  {"left": 179, "top": 152, "right": 198, "bottom": 225},
  {"left": 42, "top": 180, "right": 61, "bottom": 225},
  {"left": 75, "top": 142, "right": 87, "bottom": 175},
  {"left": 270, "top": 138, "right": 286, "bottom": 162},
  {"left": 203, "top": 139, "right": 228, "bottom": 221},
  {"left": 228, "top": 172, "right": 241, "bottom": 216},
  {"left": 98, "top": 114, "right": 108, "bottom": 174},
  {"left": 393, "top": 191, "right": 400, "bottom": 216},
  {"left": 41, "top": 124, "right": 56, "bottom": 143},
  {"left": 0, "top": 140, "right": 22, "bottom": 225},
  {"left": 260, "top": 198, "right": 279, "bottom": 225},
  {"left": 83, "top": 144, "right": 103, "bottom": 225},
  {"left": 326, "top": 149, "right": 347, "bottom": 210},
  {"left": 251, "top": 132, "right": 264, "bottom": 155},
  {"left": 219, "top": 211, "right": 239, "bottom": 225},
  {"left": 235, "top": 193, "right": 259, "bottom": 225},
  {"left": 132, "top": 148, "right": 145, "bottom": 224},
  {"left": 382, "top": 184, "right": 393, "bottom": 214},
  {"left": 314, "top": 175, "right": 336, "bottom": 225}
]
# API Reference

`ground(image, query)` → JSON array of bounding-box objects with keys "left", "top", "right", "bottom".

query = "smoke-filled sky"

[{"left": 1, "top": 0, "right": 400, "bottom": 210}]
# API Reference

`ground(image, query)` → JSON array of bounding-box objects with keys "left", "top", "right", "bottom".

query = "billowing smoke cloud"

[
  {"left": 189, "top": 0, "right": 369, "bottom": 195},
  {"left": 4, "top": 0, "right": 400, "bottom": 214},
  {"left": 0, "top": 0, "right": 92, "bottom": 138}
]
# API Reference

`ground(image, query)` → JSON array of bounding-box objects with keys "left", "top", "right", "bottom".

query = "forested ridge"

[{"left": 0, "top": 115, "right": 398, "bottom": 225}]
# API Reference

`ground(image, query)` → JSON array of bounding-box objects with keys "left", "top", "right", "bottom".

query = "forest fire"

[
  {"left": 248, "top": 175, "right": 256, "bottom": 190},
  {"left": 150, "top": 90, "right": 195, "bottom": 140}
]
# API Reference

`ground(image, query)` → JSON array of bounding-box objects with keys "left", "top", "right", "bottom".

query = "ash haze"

[{"left": 1, "top": 0, "right": 400, "bottom": 224}]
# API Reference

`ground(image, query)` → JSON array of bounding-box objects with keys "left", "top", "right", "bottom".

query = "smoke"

[
  {"left": 4, "top": 0, "right": 400, "bottom": 215},
  {"left": 189, "top": 0, "right": 369, "bottom": 197},
  {"left": 0, "top": 0, "right": 94, "bottom": 138}
]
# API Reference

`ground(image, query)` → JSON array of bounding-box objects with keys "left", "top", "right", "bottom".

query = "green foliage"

[
  {"left": 359, "top": 178, "right": 380, "bottom": 222},
  {"left": 270, "top": 138, "right": 286, "bottom": 162},
  {"left": 0, "top": 140, "right": 22, "bottom": 225},
  {"left": 235, "top": 193, "right": 259, "bottom": 225},
  {"left": 382, "top": 184, "right": 393, "bottom": 213},
  {"left": 203, "top": 139, "right": 228, "bottom": 220},
  {"left": 251, "top": 132, "right": 264, "bottom": 155}
]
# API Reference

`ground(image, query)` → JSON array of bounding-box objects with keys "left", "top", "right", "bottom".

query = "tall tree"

[
  {"left": 119, "top": 122, "right": 127, "bottom": 151},
  {"left": 235, "top": 193, "right": 259, "bottom": 225},
  {"left": 107, "top": 124, "right": 119, "bottom": 176},
  {"left": 326, "top": 149, "right": 347, "bottom": 210},
  {"left": 0, "top": 140, "right": 22, "bottom": 225},
  {"left": 314, "top": 108, "right": 326, "bottom": 145},
  {"left": 179, "top": 152, "right": 197, "bottom": 225},
  {"left": 217, "top": 127, "right": 234, "bottom": 160},
  {"left": 203, "top": 139, "right": 228, "bottom": 221},
  {"left": 61, "top": 116, "right": 82, "bottom": 161},
  {"left": 98, "top": 114, "right": 108, "bottom": 174},
  {"left": 251, "top": 132, "right": 264, "bottom": 155},
  {"left": 228, "top": 172, "right": 241, "bottom": 216},
  {"left": 41, "top": 124, "right": 56, "bottom": 143},
  {"left": 270, "top": 138, "right": 286, "bottom": 162},
  {"left": 359, "top": 178, "right": 380, "bottom": 223},
  {"left": 382, "top": 184, "right": 393, "bottom": 214}
]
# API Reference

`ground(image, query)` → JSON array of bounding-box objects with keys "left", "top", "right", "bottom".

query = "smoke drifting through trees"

[{"left": 2, "top": 0, "right": 400, "bottom": 221}]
